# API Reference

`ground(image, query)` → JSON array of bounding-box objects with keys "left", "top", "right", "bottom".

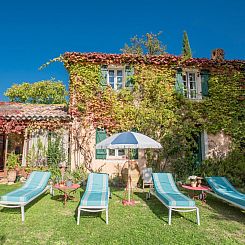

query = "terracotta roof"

[{"left": 0, "top": 102, "right": 71, "bottom": 121}]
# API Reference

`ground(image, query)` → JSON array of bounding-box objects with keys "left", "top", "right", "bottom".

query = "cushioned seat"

[
  {"left": 206, "top": 177, "right": 245, "bottom": 209},
  {"left": 153, "top": 173, "right": 195, "bottom": 207},
  {"left": 77, "top": 173, "right": 109, "bottom": 225},
  {"left": 0, "top": 171, "right": 51, "bottom": 222},
  {"left": 0, "top": 171, "right": 51, "bottom": 203},
  {"left": 80, "top": 191, "right": 109, "bottom": 207},
  {"left": 0, "top": 187, "right": 44, "bottom": 203},
  {"left": 156, "top": 191, "right": 195, "bottom": 207},
  {"left": 150, "top": 173, "right": 200, "bottom": 225}
]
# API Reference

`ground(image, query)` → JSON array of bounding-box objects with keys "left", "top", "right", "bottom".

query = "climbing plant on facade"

[{"left": 62, "top": 52, "right": 244, "bottom": 182}]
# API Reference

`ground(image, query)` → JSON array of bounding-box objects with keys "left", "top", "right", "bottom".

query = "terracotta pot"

[
  {"left": 7, "top": 170, "right": 17, "bottom": 183},
  {"left": 121, "top": 161, "right": 140, "bottom": 188}
]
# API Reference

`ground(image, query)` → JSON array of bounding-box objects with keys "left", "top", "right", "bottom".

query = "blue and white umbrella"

[
  {"left": 96, "top": 131, "right": 162, "bottom": 204},
  {"left": 96, "top": 131, "right": 162, "bottom": 150}
]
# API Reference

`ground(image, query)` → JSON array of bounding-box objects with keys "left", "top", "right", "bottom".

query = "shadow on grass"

[
  {"left": 0, "top": 235, "right": 6, "bottom": 244},
  {"left": 204, "top": 195, "right": 245, "bottom": 225},
  {"left": 134, "top": 191, "right": 197, "bottom": 225}
]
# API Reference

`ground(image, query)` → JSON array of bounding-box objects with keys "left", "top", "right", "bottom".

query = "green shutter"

[
  {"left": 175, "top": 68, "right": 184, "bottom": 95},
  {"left": 95, "top": 128, "right": 107, "bottom": 159},
  {"left": 200, "top": 70, "right": 210, "bottom": 97},
  {"left": 100, "top": 65, "right": 108, "bottom": 89},
  {"left": 125, "top": 65, "right": 134, "bottom": 89}
]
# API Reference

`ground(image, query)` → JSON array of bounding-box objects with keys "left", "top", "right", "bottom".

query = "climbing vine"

[{"left": 63, "top": 52, "right": 244, "bottom": 183}]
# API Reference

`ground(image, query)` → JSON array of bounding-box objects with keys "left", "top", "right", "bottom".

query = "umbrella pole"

[{"left": 128, "top": 150, "right": 131, "bottom": 202}]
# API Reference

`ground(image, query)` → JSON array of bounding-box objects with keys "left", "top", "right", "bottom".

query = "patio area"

[{"left": 0, "top": 183, "right": 244, "bottom": 244}]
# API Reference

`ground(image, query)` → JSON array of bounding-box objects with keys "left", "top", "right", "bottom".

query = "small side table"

[
  {"left": 53, "top": 184, "right": 80, "bottom": 206},
  {"left": 181, "top": 184, "right": 211, "bottom": 204}
]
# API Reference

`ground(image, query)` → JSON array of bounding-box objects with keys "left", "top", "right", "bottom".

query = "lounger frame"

[
  {"left": 77, "top": 204, "right": 109, "bottom": 225},
  {"left": 148, "top": 189, "right": 200, "bottom": 225},
  {"left": 205, "top": 190, "right": 245, "bottom": 210},
  {"left": 0, "top": 185, "right": 52, "bottom": 223},
  {"left": 77, "top": 190, "right": 109, "bottom": 225}
]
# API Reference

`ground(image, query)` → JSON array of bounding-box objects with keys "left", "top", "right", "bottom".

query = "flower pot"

[
  {"left": 7, "top": 170, "right": 17, "bottom": 183},
  {"left": 66, "top": 180, "right": 73, "bottom": 187}
]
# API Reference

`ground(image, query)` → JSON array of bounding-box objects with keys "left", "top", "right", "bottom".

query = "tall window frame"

[
  {"left": 107, "top": 66, "right": 125, "bottom": 90},
  {"left": 182, "top": 70, "right": 202, "bottom": 99}
]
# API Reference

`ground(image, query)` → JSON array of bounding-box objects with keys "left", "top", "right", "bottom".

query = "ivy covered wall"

[{"left": 63, "top": 53, "right": 245, "bottom": 186}]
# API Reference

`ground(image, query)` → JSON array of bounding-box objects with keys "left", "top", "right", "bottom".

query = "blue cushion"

[
  {"left": 80, "top": 191, "right": 108, "bottom": 207},
  {"left": 85, "top": 173, "right": 108, "bottom": 192},
  {"left": 152, "top": 173, "right": 195, "bottom": 207},
  {"left": 206, "top": 177, "right": 245, "bottom": 208},
  {"left": 79, "top": 173, "right": 109, "bottom": 207},
  {"left": 0, "top": 171, "right": 50, "bottom": 203}
]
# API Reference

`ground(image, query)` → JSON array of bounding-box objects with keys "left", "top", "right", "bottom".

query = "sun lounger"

[
  {"left": 206, "top": 177, "right": 245, "bottom": 210},
  {"left": 0, "top": 171, "right": 51, "bottom": 223},
  {"left": 149, "top": 173, "right": 200, "bottom": 225},
  {"left": 77, "top": 173, "right": 109, "bottom": 225}
]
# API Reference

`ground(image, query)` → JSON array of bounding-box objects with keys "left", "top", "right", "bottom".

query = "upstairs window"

[
  {"left": 175, "top": 69, "right": 209, "bottom": 99},
  {"left": 108, "top": 69, "right": 123, "bottom": 90},
  {"left": 183, "top": 72, "right": 198, "bottom": 99},
  {"left": 100, "top": 65, "right": 134, "bottom": 90}
]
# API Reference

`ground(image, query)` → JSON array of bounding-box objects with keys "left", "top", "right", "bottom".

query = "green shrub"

[{"left": 199, "top": 149, "right": 245, "bottom": 188}]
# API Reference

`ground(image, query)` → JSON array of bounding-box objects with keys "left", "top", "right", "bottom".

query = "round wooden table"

[
  {"left": 181, "top": 184, "right": 211, "bottom": 204},
  {"left": 53, "top": 184, "right": 80, "bottom": 206}
]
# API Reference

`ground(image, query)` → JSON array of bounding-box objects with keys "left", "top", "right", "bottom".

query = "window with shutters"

[
  {"left": 95, "top": 128, "right": 126, "bottom": 160},
  {"left": 175, "top": 69, "right": 209, "bottom": 99},
  {"left": 100, "top": 65, "right": 134, "bottom": 91},
  {"left": 183, "top": 71, "right": 201, "bottom": 99}
]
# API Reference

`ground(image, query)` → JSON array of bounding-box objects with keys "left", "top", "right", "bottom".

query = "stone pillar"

[
  {"left": 4, "top": 134, "right": 8, "bottom": 174},
  {"left": 21, "top": 129, "right": 28, "bottom": 167}
]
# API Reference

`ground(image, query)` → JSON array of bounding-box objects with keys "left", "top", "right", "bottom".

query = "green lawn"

[{"left": 0, "top": 184, "right": 244, "bottom": 245}]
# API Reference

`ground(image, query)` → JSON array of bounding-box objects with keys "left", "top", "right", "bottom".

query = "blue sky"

[{"left": 0, "top": 0, "right": 244, "bottom": 101}]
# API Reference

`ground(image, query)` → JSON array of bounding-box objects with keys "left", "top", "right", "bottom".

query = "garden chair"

[
  {"left": 0, "top": 171, "right": 52, "bottom": 223},
  {"left": 206, "top": 177, "right": 245, "bottom": 210},
  {"left": 142, "top": 167, "right": 153, "bottom": 192},
  {"left": 77, "top": 173, "right": 109, "bottom": 225},
  {"left": 148, "top": 173, "right": 200, "bottom": 225}
]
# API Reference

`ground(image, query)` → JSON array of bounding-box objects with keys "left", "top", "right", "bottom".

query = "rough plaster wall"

[
  {"left": 70, "top": 120, "right": 147, "bottom": 176},
  {"left": 207, "top": 131, "right": 231, "bottom": 159}
]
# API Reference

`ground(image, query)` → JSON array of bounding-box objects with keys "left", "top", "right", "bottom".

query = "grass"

[{"left": 0, "top": 183, "right": 244, "bottom": 245}]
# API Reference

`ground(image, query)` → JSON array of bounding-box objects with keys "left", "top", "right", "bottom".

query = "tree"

[
  {"left": 5, "top": 80, "right": 68, "bottom": 104},
  {"left": 182, "top": 31, "right": 192, "bottom": 59},
  {"left": 121, "top": 32, "right": 167, "bottom": 55}
]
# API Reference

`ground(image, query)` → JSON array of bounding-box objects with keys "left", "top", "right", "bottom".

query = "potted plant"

[
  {"left": 6, "top": 152, "right": 21, "bottom": 183},
  {"left": 65, "top": 171, "right": 73, "bottom": 187}
]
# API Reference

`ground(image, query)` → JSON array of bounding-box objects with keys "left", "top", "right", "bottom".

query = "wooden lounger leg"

[
  {"left": 77, "top": 208, "right": 81, "bottom": 225},
  {"left": 168, "top": 208, "right": 172, "bottom": 225},
  {"left": 106, "top": 207, "right": 109, "bottom": 225},
  {"left": 21, "top": 205, "right": 25, "bottom": 223},
  {"left": 196, "top": 207, "right": 200, "bottom": 225}
]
